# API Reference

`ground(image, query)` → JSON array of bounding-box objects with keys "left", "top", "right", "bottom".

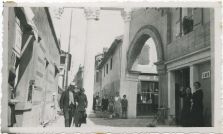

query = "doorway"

[{"left": 174, "top": 67, "right": 190, "bottom": 125}]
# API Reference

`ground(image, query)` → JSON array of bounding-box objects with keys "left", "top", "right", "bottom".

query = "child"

[{"left": 121, "top": 95, "right": 128, "bottom": 119}]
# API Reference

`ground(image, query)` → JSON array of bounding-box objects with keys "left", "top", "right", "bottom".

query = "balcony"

[{"left": 167, "top": 22, "right": 210, "bottom": 61}]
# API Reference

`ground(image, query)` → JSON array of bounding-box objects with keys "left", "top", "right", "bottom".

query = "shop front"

[{"left": 136, "top": 75, "right": 159, "bottom": 116}]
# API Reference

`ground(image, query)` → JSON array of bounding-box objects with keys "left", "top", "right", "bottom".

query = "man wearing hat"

[{"left": 59, "top": 82, "right": 76, "bottom": 127}]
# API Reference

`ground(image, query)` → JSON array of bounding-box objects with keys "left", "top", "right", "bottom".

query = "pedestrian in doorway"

[
  {"left": 179, "top": 87, "right": 192, "bottom": 127},
  {"left": 190, "top": 82, "right": 204, "bottom": 127},
  {"left": 114, "top": 92, "right": 122, "bottom": 118},
  {"left": 59, "top": 83, "right": 76, "bottom": 127},
  {"left": 74, "top": 88, "right": 88, "bottom": 127},
  {"left": 108, "top": 96, "right": 114, "bottom": 118},
  {"left": 121, "top": 95, "right": 128, "bottom": 119}
]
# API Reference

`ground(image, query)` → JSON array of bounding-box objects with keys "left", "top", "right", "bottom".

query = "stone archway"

[
  {"left": 126, "top": 25, "right": 168, "bottom": 109},
  {"left": 127, "top": 25, "right": 165, "bottom": 72}
]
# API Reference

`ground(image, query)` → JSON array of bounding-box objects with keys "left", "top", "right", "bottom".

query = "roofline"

[
  {"left": 44, "top": 7, "right": 61, "bottom": 54},
  {"left": 98, "top": 37, "right": 122, "bottom": 69}
]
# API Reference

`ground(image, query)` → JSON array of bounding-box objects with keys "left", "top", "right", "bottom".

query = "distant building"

[
  {"left": 58, "top": 50, "right": 72, "bottom": 92},
  {"left": 7, "top": 7, "right": 61, "bottom": 127},
  {"left": 94, "top": 35, "right": 159, "bottom": 116},
  {"left": 73, "top": 65, "right": 84, "bottom": 89}
]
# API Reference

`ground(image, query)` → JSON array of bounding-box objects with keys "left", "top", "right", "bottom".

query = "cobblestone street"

[{"left": 47, "top": 115, "right": 154, "bottom": 128}]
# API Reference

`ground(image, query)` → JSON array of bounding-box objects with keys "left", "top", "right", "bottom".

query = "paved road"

[{"left": 47, "top": 115, "right": 154, "bottom": 128}]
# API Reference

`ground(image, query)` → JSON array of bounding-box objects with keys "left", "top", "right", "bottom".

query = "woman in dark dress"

[
  {"left": 191, "top": 82, "right": 204, "bottom": 127},
  {"left": 179, "top": 87, "right": 192, "bottom": 127},
  {"left": 74, "top": 88, "right": 88, "bottom": 127}
]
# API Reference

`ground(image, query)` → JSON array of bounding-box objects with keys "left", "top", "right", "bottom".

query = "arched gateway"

[
  {"left": 127, "top": 25, "right": 165, "bottom": 72},
  {"left": 126, "top": 25, "right": 168, "bottom": 116}
]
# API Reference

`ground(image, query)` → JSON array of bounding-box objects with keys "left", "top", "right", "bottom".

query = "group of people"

[
  {"left": 60, "top": 83, "right": 88, "bottom": 127},
  {"left": 93, "top": 92, "right": 128, "bottom": 119},
  {"left": 179, "top": 81, "right": 204, "bottom": 127}
]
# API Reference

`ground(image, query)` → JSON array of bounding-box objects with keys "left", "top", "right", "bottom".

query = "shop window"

[{"left": 137, "top": 81, "right": 159, "bottom": 116}]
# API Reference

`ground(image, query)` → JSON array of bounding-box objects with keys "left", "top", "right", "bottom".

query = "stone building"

[
  {"left": 96, "top": 36, "right": 123, "bottom": 97},
  {"left": 6, "top": 7, "right": 61, "bottom": 127},
  {"left": 120, "top": 8, "right": 213, "bottom": 126},
  {"left": 95, "top": 35, "right": 159, "bottom": 116}
]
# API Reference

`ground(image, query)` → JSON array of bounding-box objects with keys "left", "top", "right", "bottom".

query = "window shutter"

[{"left": 175, "top": 8, "right": 182, "bottom": 37}]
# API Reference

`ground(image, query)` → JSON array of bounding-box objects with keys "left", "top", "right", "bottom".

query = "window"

[
  {"left": 193, "top": 8, "right": 203, "bottom": 27},
  {"left": 110, "top": 58, "right": 112, "bottom": 70},
  {"left": 182, "top": 8, "right": 194, "bottom": 35},
  {"left": 106, "top": 64, "right": 108, "bottom": 74},
  {"left": 104, "top": 66, "right": 105, "bottom": 77},
  {"left": 14, "top": 17, "right": 22, "bottom": 55},
  {"left": 60, "top": 55, "right": 66, "bottom": 64},
  {"left": 175, "top": 8, "right": 195, "bottom": 37},
  {"left": 96, "top": 71, "right": 99, "bottom": 82},
  {"left": 175, "top": 8, "right": 182, "bottom": 37}
]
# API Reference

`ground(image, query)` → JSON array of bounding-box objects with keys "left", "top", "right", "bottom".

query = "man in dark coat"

[
  {"left": 191, "top": 82, "right": 204, "bottom": 127},
  {"left": 59, "top": 83, "right": 77, "bottom": 127}
]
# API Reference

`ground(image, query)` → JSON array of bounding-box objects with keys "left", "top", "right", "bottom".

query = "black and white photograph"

[{"left": 1, "top": 1, "right": 222, "bottom": 133}]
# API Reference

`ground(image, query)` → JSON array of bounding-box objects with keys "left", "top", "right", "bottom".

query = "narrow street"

[{"left": 47, "top": 114, "right": 154, "bottom": 127}]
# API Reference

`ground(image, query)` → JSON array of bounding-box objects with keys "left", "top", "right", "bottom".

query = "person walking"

[
  {"left": 74, "top": 88, "right": 88, "bottom": 127},
  {"left": 114, "top": 92, "right": 122, "bottom": 118},
  {"left": 121, "top": 95, "right": 128, "bottom": 119},
  {"left": 179, "top": 87, "right": 192, "bottom": 127},
  {"left": 59, "top": 83, "right": 76, "bottom": 127},
  {"left": 190, "top": 82, "right": 204, "bottom": 127}
]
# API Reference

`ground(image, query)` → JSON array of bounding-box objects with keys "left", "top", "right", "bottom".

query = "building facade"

[
  {"left": 120, "top": 8, "right": 213, "bottom": 126},
  {"left": 7, "top": 7, "right": 61, "bottom": 127},
  {"left": 96, "top": 36, "right": 123, "bottom": 98},
  {"left": 73, "top": 65, "right": 84, "bottom": 89}
]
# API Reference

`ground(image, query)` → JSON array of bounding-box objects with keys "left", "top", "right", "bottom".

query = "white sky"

[{"left": 50, "top": 8, "right": 124, "bottom": 83}]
